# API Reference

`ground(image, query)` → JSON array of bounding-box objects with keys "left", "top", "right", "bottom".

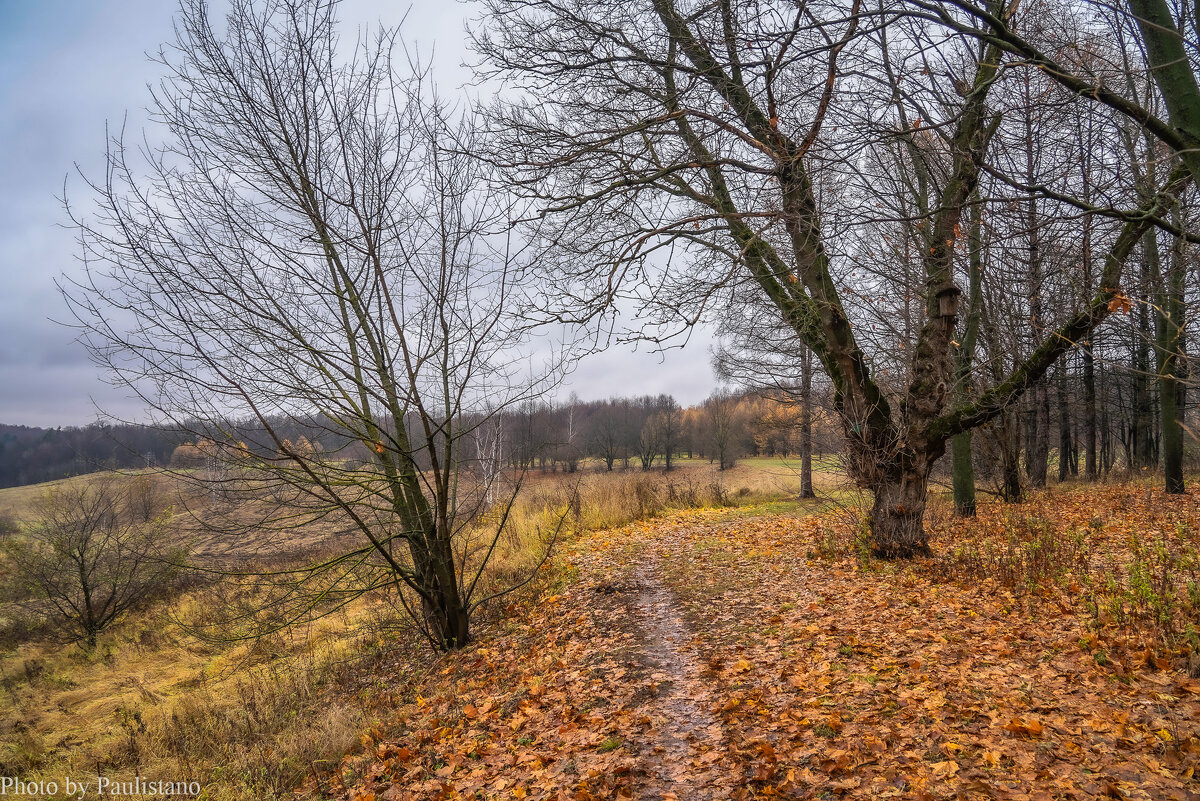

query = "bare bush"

[{"left": 1, "top": 477, "right": 185, "bottom": 648}]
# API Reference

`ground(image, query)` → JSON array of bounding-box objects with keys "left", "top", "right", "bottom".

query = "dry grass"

[
  {"left": 0, "top": 473, "right": 137, "bottom": 524},
  {"left": 0, "top": 471, "right": 427, "bottom": 801},
  {"left": 0, "top": 574, "right": 432, "bottom": 800},
  {"left": 504, "top": 457, "right": 825, "bottom": 530},
  {"left": 0, "top": 457, "right": 838, "bottom": 799}
]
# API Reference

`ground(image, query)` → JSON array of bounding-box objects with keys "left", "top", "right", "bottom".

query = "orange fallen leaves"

[
  {"left": 323, "top": 484, "right": 1200, "bottom": 801},
  {"left": 1003, "top": 717, "right": 1044, "bottom": 738}
]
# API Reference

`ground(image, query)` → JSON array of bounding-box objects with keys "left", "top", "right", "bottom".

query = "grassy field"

[
  {"left": 0, "top": 458, "right": 818, "bottom": 800},
  {"left": 0, "top": 473, "right": 117, "bottom": 524},
  {"left": 0, "top": 467, "right": 426, "bottom": 800}
]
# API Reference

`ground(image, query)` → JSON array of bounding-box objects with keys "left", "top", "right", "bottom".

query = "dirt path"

[{"left": 623, "top": 553, "right": 735, "bottom": 800}]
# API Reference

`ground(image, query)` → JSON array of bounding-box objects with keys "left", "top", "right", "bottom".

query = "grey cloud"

[{"left": 0, "top": 0, "right": 719, "bottom": 428}]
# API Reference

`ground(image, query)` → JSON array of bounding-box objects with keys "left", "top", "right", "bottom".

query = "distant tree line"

[
  {"left": 489, "top": 391, "right": 838, "bottom": 475},
  {"left": 0, "top": 423, "right": 184, "bottom": 489},
  {"left": 166, "top": 390, "right": 839, "bottom": 479},
  {"left": 9, "top": 352, "right": 1191, "bottom": 496},
  {"left": 0, "top": 389, "right": 842, "bottom": 492}
]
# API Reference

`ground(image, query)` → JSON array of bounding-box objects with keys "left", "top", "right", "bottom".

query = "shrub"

[{"left": 1, "top": 477, "right": 185, "bottom": 648}]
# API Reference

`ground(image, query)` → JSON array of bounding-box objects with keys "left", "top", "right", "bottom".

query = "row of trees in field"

[
  {"left": 164, "top": 390, "right": 835, "bottom": 479},
  {"left": 482, "top": 392, "right": 836, "bottom": 476},
  {"left": 59, "top": 0, "right": 1200, "bottom": 646}
]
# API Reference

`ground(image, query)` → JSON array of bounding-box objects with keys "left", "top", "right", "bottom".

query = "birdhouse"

[{"left": 936, "top": 286, "right": 961, "bottom": 318}]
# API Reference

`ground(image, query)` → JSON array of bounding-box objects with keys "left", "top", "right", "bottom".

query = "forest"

[{"left": 0, "top": 423, "right": 181, "bottom": 490}]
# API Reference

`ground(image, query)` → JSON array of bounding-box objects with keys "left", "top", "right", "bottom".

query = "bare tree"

[
  {"left": 557, "top": 393, "right": 583, "bottom": 473},
  {"left": 2, "top": 477, "right": 182, "bottom": 649},
  {"left": 589, "top": 400, "right": 629, "bottom": 471},
  {"left": 654, "top": 395, "right": 682, "bottom": 471},
  {"left": 703, "top": 390, "right": 742, "bottom": 471},
  {"left": 475, "top": 0, "right": 1185, "bottom": 557},
  {"left": 637, "top": 406, "right": 662, "bottom": 471},
  {"left": 64, "top": 0, "right": 568, "bottom": 650},
  {"left": 1158, "top": 206, "right": 1190, "bottom": 492},
  {"left": 471, "top": 415, "right": 507, "bottom": 507}
]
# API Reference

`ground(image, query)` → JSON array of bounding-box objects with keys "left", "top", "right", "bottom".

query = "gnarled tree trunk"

[
  {"left": 869, "top": 463, "right": 935, "bottom": 559},
  {"left": 411, "top": 530, "right": 472, "bottom": 650}
]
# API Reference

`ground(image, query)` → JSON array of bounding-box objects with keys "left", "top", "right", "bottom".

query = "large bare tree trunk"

[
  {"left": 952, "top": 193, "right": 984, "bottom": 517},
  {"left": 1079, "top": 171, "right": 1100, "bottom": 482},
  {"left": 1134, "top": 249, "right": 1158, "bottom": 469},
  {"left": 412, "top": 529, "right": 472, "bottom": 649},
  {"left": 869, "top": 463, "right": 935, "bottom": 559},
  {"left": 1025, "top": 389, "right": 1050, "bottom": 487},
  {"left": 951, "top": 433, "right": 976, "bottom": 516}
]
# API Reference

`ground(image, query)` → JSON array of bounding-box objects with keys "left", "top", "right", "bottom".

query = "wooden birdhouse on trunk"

[{"left": 935, "top": 285, "right": 961, "bottom": 319}]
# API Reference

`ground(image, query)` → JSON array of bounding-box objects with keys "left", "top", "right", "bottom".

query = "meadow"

[
  {"left": 4, "top": 459, "right": 1200, "bottom": 800},
  {"left": 0, "top": 458, "right": 816, "bottom": 800}
]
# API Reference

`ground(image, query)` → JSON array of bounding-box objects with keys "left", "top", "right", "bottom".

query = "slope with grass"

[{"left": 0, "top": 462, "right": 811, "bottom": 800}]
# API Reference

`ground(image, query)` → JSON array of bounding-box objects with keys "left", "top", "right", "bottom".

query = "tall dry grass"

[
  {"left": 501, "top": 460, "right": 810, "bottom": 533},
  {"left": 0, "top": 576, "right": 431, "bottom": 800}
]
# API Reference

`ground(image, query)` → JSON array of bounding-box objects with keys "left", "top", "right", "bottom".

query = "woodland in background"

[
  {"left": 6, "top": 348, "right": 1200, "bottom": 497},
  {"left": 0, "top": 424, "right": 181, "bottom": 489}
]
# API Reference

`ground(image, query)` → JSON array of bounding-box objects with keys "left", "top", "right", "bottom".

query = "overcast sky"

[{"left": 0, "top": 0, "right": 718, "bottom": 428}]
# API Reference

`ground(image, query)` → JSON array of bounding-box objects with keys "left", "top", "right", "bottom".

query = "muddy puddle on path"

[{"left": 621, "top": 559, "right": 738, "bottom": 800}]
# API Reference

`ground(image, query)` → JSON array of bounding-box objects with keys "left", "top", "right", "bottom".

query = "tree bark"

[
  {"left": 1058, "top": 363, "right": 1072, "bottom": 482},
  {"left": 1135, "top": 231, "right": 1159, "bottom": 469},
  {"left": 1084, "top": 336, "right": 1098, "bottom": 479},
  {"left": 1126, "top": 0, "right": 1200, "bottom": 182},
  {"left": 414, "top": 532, "right": 472, "bottom": 650},
  {"left": 1158, "top": 223, "right": 1187, "bottom": 493},
  {"left": 1023, "top": 88, "right": 1049, "bottom": 489},
  {"left": 1001, "top": 410, "right": 1024, "bottom": 502},
  {"left": 951, "top": 433, "right": 976, "bottom": 516},
  {"left": 800, "top": 345, "right": 816, "bottom": 499},
  {"left": 952, "top": 192, "right": 984, "bottom": 517},
  {"left": 870, "top": 463, "right": 934, "bottom": 559},
  {"left": 1024, "top": 393, "right": 1047, "bottom": 487}
]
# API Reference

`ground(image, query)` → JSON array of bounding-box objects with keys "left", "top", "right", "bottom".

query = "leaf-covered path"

[
  {"left": 334, "top": 487, "right": 1200, "bottom": 800},
  {"left": 622, "top": 556, "right": 730, "bottom": 799}
]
